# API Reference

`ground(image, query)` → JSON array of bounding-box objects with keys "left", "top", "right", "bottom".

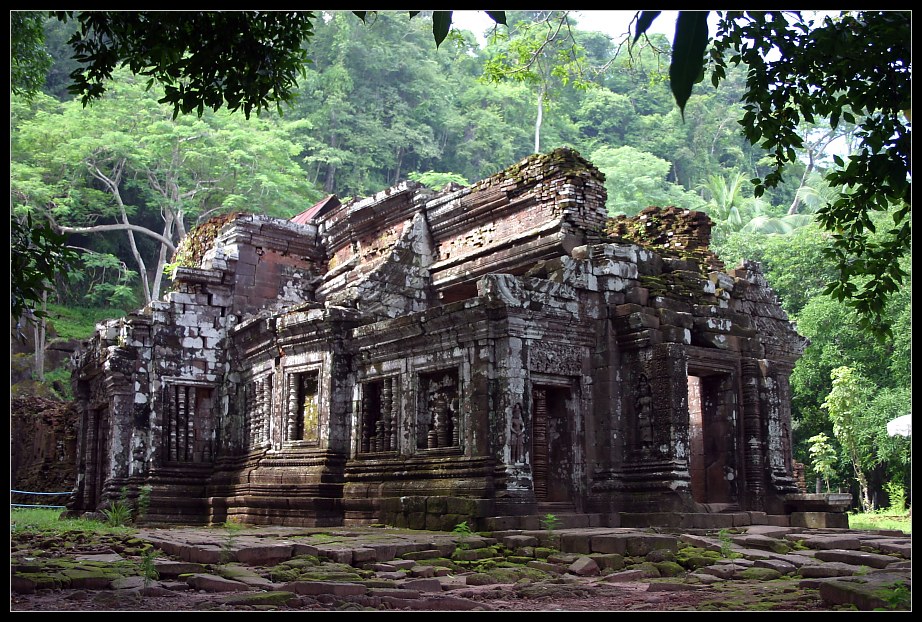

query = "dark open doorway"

[
  {"left": 687, "top": 373, "right": 736, "bottom": 508},
  {"left": 531, "top": 385, "right": 574, "bottom": 504}
]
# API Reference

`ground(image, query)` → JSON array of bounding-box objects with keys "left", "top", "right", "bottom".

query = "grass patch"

[
  {"left": 847, "top": 511, "right": 912, "bottom": 534},
  {"left": 11, "top": 507, "right": 134, "bottom": 537},
  {"left": 41, "top": 366, "right": 73, "bottom": 399},
  {"left": 45, "top": 303, "right": 127, "bottom": 341}
]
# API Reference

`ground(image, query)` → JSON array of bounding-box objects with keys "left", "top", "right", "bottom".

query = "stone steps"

[{"left": 481, "top": 511, "right": 792, "bottom": 531}]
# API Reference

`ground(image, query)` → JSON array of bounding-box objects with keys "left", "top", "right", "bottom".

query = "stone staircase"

[{"left": 480, "top": 508, "right": 848, "bottom": 531}]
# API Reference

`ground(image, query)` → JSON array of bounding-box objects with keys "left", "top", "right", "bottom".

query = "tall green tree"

[
  {"left": 10, "top": 9, "right": 910, "bottom": 336},
  {"left": 707, "top": 11, "right": 911, "bottom": 337},
  {"left": 10, "top": 12, "right": 54, "bottom": 100},
  {"left": 12, "top": 76, "right": 320, "bottom": 304},
  {"left": 482, "top": 10, "right": 593, "bottom": 154},
  {"left": 822, "top": 366, "right": 876, "bottom": 511},
  {"left": 590, "top": 145, "right": 705, "bottom": 216}
]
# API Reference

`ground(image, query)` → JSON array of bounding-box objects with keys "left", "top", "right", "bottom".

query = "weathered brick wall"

[
  {"left": 607, "top": 205, "right": 723, "bottom": 271},
  {"left": 318, "top": 183, "right": 420, "bottom": 283},
  {"left": 204, "top": 214, "right": 324, "bottom": 317},
  {"left": 10, "top": 396, "right": 78, "bottom": 506},
  {"left": 429, "top": 149, "right": 608, "bottom": 264}
]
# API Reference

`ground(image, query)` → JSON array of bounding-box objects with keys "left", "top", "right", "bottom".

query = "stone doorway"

[
  {"left": 531, "top": 385, "right": 574, "bottom": 504},
  {"left": 90, "top": 407, "right": 109, "bottom": 508},
  {"left": 687, "top": 374, "right": 737, "bottom": 508}
]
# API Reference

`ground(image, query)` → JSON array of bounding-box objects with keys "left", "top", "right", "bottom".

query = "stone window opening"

[
  {"left": 360, "top": 377, "right": 398, "bottom": 454},
  {"left": 163, "top": 383, "right": 214, "bottom": 464},
  {"left": 417, "top": 369, "right": 460, "bottom": 451},
  {"left": 286, "top": 370, "right": 320, "bottom": 444},
  {"left": 244, "top": 375, "right": 272, "bottom": 448}
]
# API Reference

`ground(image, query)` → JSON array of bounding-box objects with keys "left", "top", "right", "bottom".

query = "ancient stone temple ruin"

[{"left": 69, "top": 148, "right": 849, "bottom": 531}]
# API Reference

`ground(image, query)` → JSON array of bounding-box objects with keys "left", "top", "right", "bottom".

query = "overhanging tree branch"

[{"left": 53, "top": 222, "right": 177, "bottom": 253}]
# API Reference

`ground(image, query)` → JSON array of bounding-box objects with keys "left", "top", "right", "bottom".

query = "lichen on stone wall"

[
  {"left": 165, "top": 211, "right": 244, "bottom": 278},
  {"left": 605, "top": 206, "right": 724, "bottom": 274}
]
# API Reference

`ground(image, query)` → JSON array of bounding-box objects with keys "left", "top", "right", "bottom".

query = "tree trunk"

[
  {"left": 324, "top": 111, "right": 338, "bottom": 194},
  {"left": 534, "top": 87, "right": 545, "bottom": 154},
  {"left": 88, "top": 159, "right": 153, "bottom": 304},
  {"left": 788, "top": 150, "right": 815, "bottom": 215},
  {"left": 854, "top": 464, "right": 872, "bottom": 513},
  {"left": 149, "top": 211, "right": 175, "bottom": 302},
  {"left": 33, "top": 291, "right": 46, "bottom": 381},
  {"left": 393, "top": 146, "right": 403, "bottom": 186},
  {"left": 324, "top": 164, "right": 337, "bottom": 194}
]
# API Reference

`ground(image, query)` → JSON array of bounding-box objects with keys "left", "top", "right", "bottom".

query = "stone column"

[
  {"left": 286, "top": 373, "right": 299, "bottom": 441},
  {"left": 740, "top": 358, "right": 765, "bottom": 511},
  {"left": 382, "top": 378, "right": 394, "bottom": 451}
]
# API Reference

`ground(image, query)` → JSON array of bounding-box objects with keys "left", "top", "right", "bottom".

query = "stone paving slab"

[
  {"left": 186, "top": 573, "right": 257, "bottom": 592},
  {"left": 99, "top": 523, "right": 908, "bottom": 610},
  {"left": 814, "top": 548, "right": 904, "bottom": 569}
]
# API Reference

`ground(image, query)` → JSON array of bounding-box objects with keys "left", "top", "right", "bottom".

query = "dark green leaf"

[
  {"left": 432, "top": 11, "right": 453, "bottom": 48},
  {"left": 353, "top": 11, "right": 367, "bottom": 22},
  {"left": 485, "top": 11, "right": 506, "bottom": 25},
  {"left": 670, "top": 11, "right": 710, "bottom": 120},
  {"left": 633, "top": 11, "right": 662, "bottom": 43}
]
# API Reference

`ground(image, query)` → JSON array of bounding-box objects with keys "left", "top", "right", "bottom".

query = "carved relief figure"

[
  {"left": 510, "top": 402, "right": 526, "bottom": 463},
  {"left": 635, "top": 373, "right": 654, "bottom": 449}
]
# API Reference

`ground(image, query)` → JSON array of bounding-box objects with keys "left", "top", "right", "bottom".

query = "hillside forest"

[{"left": 10, "top": 11, "right": 911, "bottom": 514}]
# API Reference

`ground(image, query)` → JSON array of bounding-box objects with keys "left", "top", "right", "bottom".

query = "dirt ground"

[{"left": 9, "top": 577, "right": 832, "bottom": 612}]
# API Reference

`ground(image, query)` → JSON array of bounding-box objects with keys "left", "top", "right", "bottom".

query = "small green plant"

[
  {"left": 539, "top": 513, "right": 561, "bottom": 532},
  {"left": 136, "top": 485, "right": 153, "bottom": 522},
  {"left": 807, "top": 432, "right": 838, "bottom": 492},
  {"left": 878, "top": 581, "right": 911, "bottom": 610},
  {"left": 102, "top": 487, "right": 134, "bottom": 527},
  {"left": 539, "top": 513, "right": 562, "bottom": 549},
  {"left": 219, "top": 515, "right": 245, "bottom": 564},
  {"left": 452, "top": 520, "right": 475, "bottom": 550},
  {"left": 138, "top": 547, "right": 160, "bottom": 587},
  {"left": 163, "top": 260, "right": 181, "bottom": 280},
  {"left": 883, "top": 482, "right": 907, "bottom": 514},
  {"left": 717, "top": 528, "right": 734, "bottom": 558}
]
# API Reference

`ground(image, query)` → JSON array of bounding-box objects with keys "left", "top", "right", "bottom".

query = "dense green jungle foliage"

[{"left": 9, "top": 11, "right": 910, "bottom": 512}]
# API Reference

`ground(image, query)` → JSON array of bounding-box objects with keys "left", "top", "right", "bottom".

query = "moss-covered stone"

[
  {"left": 653, "top": 561, "right": 686, "bottom": 577},
  {"left": 676, "top": 546, "right": 723, "bottom": 570},
  {"left": 17, "top": 572, "right": 72, "bottom": 589},
  {"left": 738, "top": 567, "right": 782, "bottom": 581},
  {"left": 268, "top": 568, "right": 300, "bottom": 583},
  {"left": 278, "top": 555, "right": 322, "bottom": 569},
  {"left": 466, "top": 564, "right": 553, "bottom": 586},
  {"left": 414, "top": 557, "right": 462, "bottom": 571},
  {"left": 534, "top": 547, "right": 557, "bottom": 559},
  {"left": 452, "top": 546, "right": 501, "bottom": 561},
  {"left": 298, "top": 570, "right": 365, "bottom": 582},
  {"left": 628, "top": 561, "right": 662, "bottom": 578},
  {"left": 465, "top": 572, "right": 500, "bottom": 586},
  {"left": 646, "top": 549, "right": 676, "bottom": 563},
  {"left": 768, "top": 541, "right": 792, "bottom": 554},
  {"left": 215, "top": 564, "right": 261, "bottom": 580}
]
